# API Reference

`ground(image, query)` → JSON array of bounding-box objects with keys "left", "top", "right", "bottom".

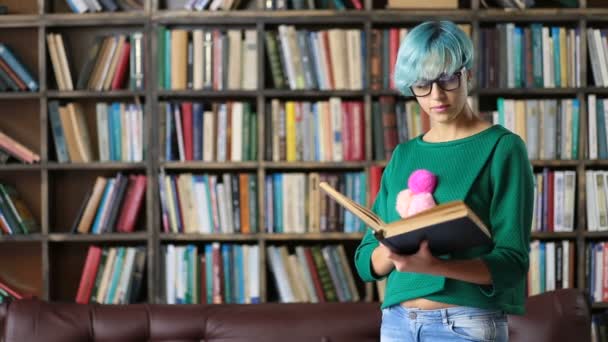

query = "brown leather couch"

[{"left": 0, "top": 289, "right": 590, "bottom": 342}]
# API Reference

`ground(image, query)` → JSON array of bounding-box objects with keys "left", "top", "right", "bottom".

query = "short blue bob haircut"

[{"left": 394, "top": 21, "right": 474, "bottom": 97}]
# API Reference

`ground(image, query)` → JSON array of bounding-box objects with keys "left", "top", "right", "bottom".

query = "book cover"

[{"left": 320, "top": 182, "right": 492, "bottom": 255}]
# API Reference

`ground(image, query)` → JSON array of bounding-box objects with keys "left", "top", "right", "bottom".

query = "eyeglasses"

[{"left": 410, "top": 69, "right": 464, "bottom": 97}]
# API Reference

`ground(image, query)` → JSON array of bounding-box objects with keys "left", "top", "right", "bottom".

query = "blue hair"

[{"left": 393, "top": 21, "right": 474, "bottom": 96}]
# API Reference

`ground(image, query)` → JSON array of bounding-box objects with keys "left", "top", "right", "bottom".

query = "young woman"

[{"left": 354, "top": 20, "right": 534, "bottom": 342}]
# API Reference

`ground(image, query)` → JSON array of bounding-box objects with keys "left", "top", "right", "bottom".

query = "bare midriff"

[{"left": 400, "top": 298, "right": 459, "bottom": 310}]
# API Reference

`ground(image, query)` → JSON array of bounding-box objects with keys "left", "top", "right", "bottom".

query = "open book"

[{"left": 319, "top": 182, "right": 492, "bottom": 255}]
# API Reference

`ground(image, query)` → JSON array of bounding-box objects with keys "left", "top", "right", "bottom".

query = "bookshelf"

[{"left": 1, "top": 0, "right": 607, "bottom": 307}]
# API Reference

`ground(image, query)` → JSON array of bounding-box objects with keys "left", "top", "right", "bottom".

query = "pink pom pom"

[
  {"left": 395, "top": 189, "right": 413, "bottom": 218},
  {"left": 407, "top": 169, "right": 437, "bottom": 194},
  {"left": 407, "top": 193, "right": 437, "bottom": 217}
]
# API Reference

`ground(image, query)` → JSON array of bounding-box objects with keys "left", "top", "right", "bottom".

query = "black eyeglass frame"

[{"left": 409, "top": 68, "right": 466, "bottom": 97}]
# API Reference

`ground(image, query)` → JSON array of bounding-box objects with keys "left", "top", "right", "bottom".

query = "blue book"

[
  {"left": 0, "top": 43, "right": 38, "bottom": 91},
  {"left": 265, "top": 175, "right": 273, "bottom": 233},
  {"left": 105, "top": 247, "right": 126, "bottom": 304},
  {"left": 572, "top": 99, "right": 580, "bottom": 159},
  {"left": 273, "top": 174, "right": 283, "bottom": 233},
  {"left": 165, "top": 29, "right": 171, "bottom": 89},
  {"left": 597, "top": 99, "right": 607, "bottom": 159},
  {"left": 48, "top": 101, "right": 70, "bottom": 163},
  {"left": 222, "top": 244, "right": 232, "bottom": 304},
  {"left": 513, "top": 27, "right": 523, "bottom": 88},
  {"left": 205, "top": 244, "right": 214, "bottom": 304},
  {"left": 165, "top": 103, "right": 173, "bottom": 161},
  {"left": 109, "top": 103, "right": 122, "bottom": 161},
  {"left": 552, "top": 27, "right": 561, "bottom": 88},
  {"left": 192, "top": 103, "right": 203, "bottom": 160},
  {"left": 236, "top": 246, "right": 244, "bottom": 304},
  {"left": 539, "top": 242, "right": 546, "bottom": 293},
  {"left": 91, "top": 179, "right": 114, "bottom": 234}
]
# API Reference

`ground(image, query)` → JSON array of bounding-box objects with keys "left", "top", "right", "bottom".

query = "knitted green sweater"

[{"left": 355, "top": 125, "right": 534, "bottom": 314}]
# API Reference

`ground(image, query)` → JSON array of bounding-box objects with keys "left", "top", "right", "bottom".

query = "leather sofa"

[{"left": 0, "top": 289, "right": 590, "bottom": 342}]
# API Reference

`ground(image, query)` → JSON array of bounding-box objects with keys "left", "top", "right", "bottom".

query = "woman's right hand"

[{"left": 371, "top": 243, "right": 395, "bottom": 277}]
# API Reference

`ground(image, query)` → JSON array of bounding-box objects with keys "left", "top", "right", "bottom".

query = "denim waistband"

[{"left": 387, "top": 305, "right": 505, "bottom": 324}]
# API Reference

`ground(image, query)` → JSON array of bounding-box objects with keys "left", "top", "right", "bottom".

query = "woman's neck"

[{"left": 423, "top": 105, "right": 491, "bottom": 143}]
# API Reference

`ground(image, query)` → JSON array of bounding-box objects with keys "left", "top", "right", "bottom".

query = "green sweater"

[{"left": 355, "top": 125, "right": 534, "bottom": 314}]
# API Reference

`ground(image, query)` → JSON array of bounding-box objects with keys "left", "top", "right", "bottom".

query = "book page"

[{"left": 319, "top": 182, "right": 385, "bottom": 231}]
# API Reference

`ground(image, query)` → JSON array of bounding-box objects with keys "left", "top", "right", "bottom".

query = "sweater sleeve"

[
  {"left": 354, "top": 146, "right": 398, "bottom": 282},
  {"left": 480, "top": 134, "right": 534, "bottom": 296}
]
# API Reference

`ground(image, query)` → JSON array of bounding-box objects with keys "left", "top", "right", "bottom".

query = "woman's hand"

[{"left": 387, "top": 240, "right": 442, "bottom": 274}]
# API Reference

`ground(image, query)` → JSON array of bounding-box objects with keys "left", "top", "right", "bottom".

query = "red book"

[
  {"left": 111, "top": 41, "right": 131, "bottom": 90},
  {"left": 341, "top": 102, "right": 351, "bottom": 161},
  {"left": 349, "top": 0, "right": 362, "bottom": 9},
  {"left": 181, "top": 102, "right": 194, "bottom": 161},
  {"left": 0, "top": 58, "right": 27, "bottom": 91},
  {"left": 352, "top": 102, "right": 364, "bottom": 161},
  {"left": 369, "top": 165, "right": 383, "bottom": 206},
  {"left": 304, "top": 247, "right": 326, "bottom": 303},
  {"left": 75, "top": 246, "right": 102, "bottom": 304},
  {"left": 321, "top": 31, "right": 335, "bottom": 90},
  {"left": 116, "top": 175, "right": 147, "bottom": 233},
  {"left": 389, "top": 29, "right": 399, "bottom": 89}
]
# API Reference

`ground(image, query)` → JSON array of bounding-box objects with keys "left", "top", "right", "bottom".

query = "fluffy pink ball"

[{"left": 407, "top": 169, "right": 437, "bottom": 194}]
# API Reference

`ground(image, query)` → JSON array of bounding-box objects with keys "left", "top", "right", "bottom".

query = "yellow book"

[
  {"left": 319, "top": 182, "right": 491, "bottom": 255},
  {"left": 286, "top": 101, "right": 297, "bottom": 161}
]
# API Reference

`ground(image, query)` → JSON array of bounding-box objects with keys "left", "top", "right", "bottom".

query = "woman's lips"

[{"left": 431, "top": 104, "right": 450, "bottom": 112}]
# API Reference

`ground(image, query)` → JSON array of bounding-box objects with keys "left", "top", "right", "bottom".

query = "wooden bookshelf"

[{"left": 0, "top": 0, "right": 607, "bottom": 307}]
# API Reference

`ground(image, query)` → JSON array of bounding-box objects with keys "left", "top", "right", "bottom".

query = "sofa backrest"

[
  {"left": 0, "top": 301, "right": 380, "bottom": 342},
  {"left": 0, "top": 289, "right": 590, "bottom": 342}
]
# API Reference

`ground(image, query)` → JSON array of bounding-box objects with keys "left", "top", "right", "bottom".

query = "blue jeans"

[{"left": 381, "top": 305, "right": 509, "bottom": 342}]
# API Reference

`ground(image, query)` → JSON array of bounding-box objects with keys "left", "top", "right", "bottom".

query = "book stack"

[
  {"left": 47, "top": 33, "right": 144, "bottom": 91},
  {"left": 76, "top": 245, "right": 146, "bottom": 304},
  {"left": 161, "top": 243, "right": 260, "bottom": 304},
  {"left": 0, "top": 183, "right": 38, "bottom": 235},
  {"left": 48, "top": 101, "right": 144, "bottom": 163},
  {"left": 72, "top": 173, "right": 147, "bottom": 234},
  {"left": 267, "top": 244, "right": 359, "bottom": 303},
  {"left": 64, "top": 0, "right": 143, "bottom": 13}
]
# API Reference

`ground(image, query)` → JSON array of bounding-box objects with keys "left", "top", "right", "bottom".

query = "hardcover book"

[{"left": 319, "top": 182, "right": 492, "bottom": 255}]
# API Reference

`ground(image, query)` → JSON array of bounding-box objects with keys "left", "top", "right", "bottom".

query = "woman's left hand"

[{"left": 387, "top": 240, "right": 442, "bottom": 274}]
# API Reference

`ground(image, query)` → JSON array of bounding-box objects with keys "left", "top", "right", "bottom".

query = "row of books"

[
  {"left": 160, "top": 101, "right": 257, "bottom": 162},
  {"left": 72, "top": 174, "right": 147, "bottom": 234},
  {"left": 527, "top": 240, "right": 575, "bottom": 297},
  {"left": 65, "top": 0, "right": 143, "bottom": 13},
  {"left": 159, "top": 172, "right": 258, "bottom": 234},
  {"left": 265, "top": 172, "right": 367, "bottom": 234},
  {"left": 0, "top": 183, "right": 38, "bottom": 235},
  {"left": 372, "top": 97, "right": 427, "bottom": 161},
  {"left": 585, "top": 170, "right": 608, "bottom": 232},
  {"left": 76, "top": 245, "right": 146, "bottom": 304},
  {"left": 165, "top": 0, "right": 253, "bottom": 11},
  {"left": 264, "top": 0, "right": 362, "bottom": 10},
  {"left": 161, "top": 243, "right": 260, "bottom": 304},
  {"left": 484, "top": 98, "right": 580, "bottom": 160},
  {"left": 268, "top": 244, "right": 359, "bottom": 303},
  {"left": 159, "top": 28, "right": 257, "bottom": 91},
  {"left": 49, "top": 101, "right": 145, "bottom": 163},
  {"left": 0, "top": 43, "right": 38, "bottom": 92},
  {"left": 265, "top": 99, "right": 365, "bottom": 162},
  {"left": 531, "top": 169, "right": 576, "bottom": 233},
  {"left": 586, "top": 242, "right": 608, "bottom": 303},
  {"left": 587, "top": 28, "right": 608, "bottom": 88},
  {"left": 266, "top": 26, "right": 363, "bottom": 90},
  {"left": 48, "top": 33, "right": 144, "bottom": 91},
  {"left": 478, "top": 24, "right": 581, "bottom": 89}
]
